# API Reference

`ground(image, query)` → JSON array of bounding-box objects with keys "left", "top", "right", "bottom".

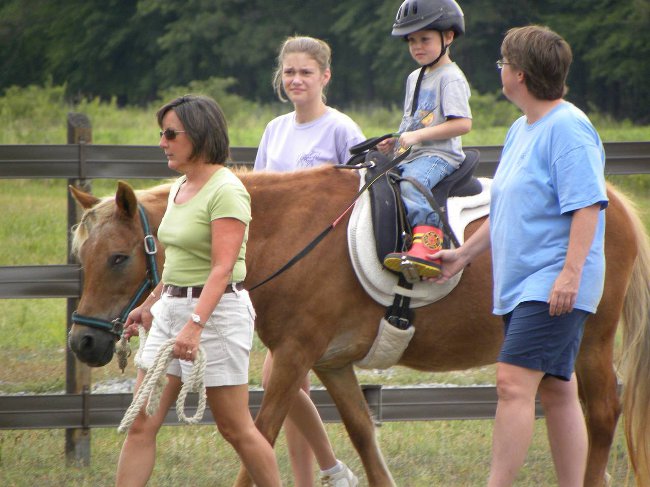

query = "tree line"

[{"left": 1, "top": 0, "right": 649, "bottom": 123}]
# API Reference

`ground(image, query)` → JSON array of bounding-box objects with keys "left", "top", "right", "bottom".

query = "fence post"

[{"left": 65, "top": 112, "right": 92, "bottom": 466}]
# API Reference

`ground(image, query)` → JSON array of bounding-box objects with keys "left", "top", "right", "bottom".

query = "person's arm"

[
  {"left": 398, "top": 117, "right": 472, "bottom": 149},
  {"left": 431, "top": 216, "right": 491, "bottom": 283},
  {"left": 548, "top": 203, "right": 601, "bottom": 316},
  {"left": 172, "top": 217, "right": 246, "bottom": 359}
]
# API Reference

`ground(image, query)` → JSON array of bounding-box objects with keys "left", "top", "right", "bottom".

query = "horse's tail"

[{"left": 617, "top": 186, "right": 650, "bottom": 486}]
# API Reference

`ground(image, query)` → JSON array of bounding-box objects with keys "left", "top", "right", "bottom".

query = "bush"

[
  {"left": 469, "top": 89, "right": 520, "bottom": 129},
  {"left": 155, "top": 77, "right": 257, "bottom": 124},
  {"left": 0, "top": 80, "right": 69, "bottom": 144}
]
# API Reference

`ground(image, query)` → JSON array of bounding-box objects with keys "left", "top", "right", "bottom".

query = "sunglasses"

[{"left": 159, "top": 128, "right": 186, "bottom": 140}]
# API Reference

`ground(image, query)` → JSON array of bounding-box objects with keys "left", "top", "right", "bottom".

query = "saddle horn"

[{"left": 349, "top": 133, "right": 400, "bottom": 155}]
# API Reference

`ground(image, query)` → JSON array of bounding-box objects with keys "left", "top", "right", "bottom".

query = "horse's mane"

[
  {"left": 236, "top": 165, "right": 358, "bottom": 188},
  {"left": 70, "top": 183, "right": 171, "bottom": 257}
]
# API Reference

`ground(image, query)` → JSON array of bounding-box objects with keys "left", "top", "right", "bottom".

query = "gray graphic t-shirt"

[{"left": 397, "top": 62, "right": 472, "bottom": 168}]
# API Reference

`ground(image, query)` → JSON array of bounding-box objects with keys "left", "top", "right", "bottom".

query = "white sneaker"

[{"left": 320, "top": 462, "right": 359, "bottom": 487}]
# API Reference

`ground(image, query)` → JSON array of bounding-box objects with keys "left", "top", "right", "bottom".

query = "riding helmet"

[{"left": 391, "top": 0, "right": 465, "bottom": 38}]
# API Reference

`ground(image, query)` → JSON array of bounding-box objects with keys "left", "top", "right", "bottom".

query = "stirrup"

[{"left": 383, "top": 253, "right": 441, "bottom": 282}]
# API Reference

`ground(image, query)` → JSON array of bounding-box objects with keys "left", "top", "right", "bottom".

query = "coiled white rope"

[{"left": 117, "top": 338, "right": 207, "bottom": 433}]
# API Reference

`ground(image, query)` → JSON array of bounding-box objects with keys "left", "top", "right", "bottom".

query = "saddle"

[
  {"left": 344, "top": 147, "right": 489, "bottom": 369},
  {"left": 364, "top": 148, "right": 482, "bottom": 262}
]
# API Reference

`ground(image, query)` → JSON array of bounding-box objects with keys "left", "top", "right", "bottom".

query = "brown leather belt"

[{"left": 162, "top": 282, "right": 244, "bottom": 298}]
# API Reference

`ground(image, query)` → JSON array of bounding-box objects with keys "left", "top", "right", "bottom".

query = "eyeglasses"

[
  {"left": 496, "top": 60, "right": 512, "bottom": 70},
  {"left": 159, "top": 128, "right": 186, "bottom": 140}
]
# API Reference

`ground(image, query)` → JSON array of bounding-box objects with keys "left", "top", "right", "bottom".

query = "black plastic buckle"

[{"left": 387, "top": 315, "right": 411, "bottom": 330}]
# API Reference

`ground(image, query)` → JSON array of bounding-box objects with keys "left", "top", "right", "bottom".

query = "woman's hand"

[
  {"left": 173, "top": 322, "right": 202, "bottom": 362},
  {"left": 548, "top": 268, "right": 580, "bottom": 316},
  {"left": 428, "top": 248, "right": 469, "bottom": 283},
  {"left": 123, "top": 302, "right": 154, "bottom": 339}
]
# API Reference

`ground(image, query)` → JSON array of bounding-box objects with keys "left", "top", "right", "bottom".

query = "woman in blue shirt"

[{"left": 432, "top": 26, "right": 607, "bottom": 487}]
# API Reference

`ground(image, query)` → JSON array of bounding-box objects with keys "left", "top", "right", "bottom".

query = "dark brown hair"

[{"left": 156, "top": 95, "right": 230, "bottom": 164}]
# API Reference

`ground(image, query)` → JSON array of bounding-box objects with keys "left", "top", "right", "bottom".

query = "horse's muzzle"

[{"left": 68, "top": 325, "right": 116, "bottom": 367}]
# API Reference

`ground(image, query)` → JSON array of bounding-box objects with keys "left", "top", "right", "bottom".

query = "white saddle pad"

[{"left": 347, "top": 174, "right": 492, "bottom": 307}]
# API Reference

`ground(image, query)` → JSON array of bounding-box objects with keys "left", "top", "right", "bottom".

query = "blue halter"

[{"left": 71, "top": 204, "right": 160, "bottom": 338}]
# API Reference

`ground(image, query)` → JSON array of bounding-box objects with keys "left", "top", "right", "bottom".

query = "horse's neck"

[{"left": 139, "top": 186, "right": 171, "bottom": 233}]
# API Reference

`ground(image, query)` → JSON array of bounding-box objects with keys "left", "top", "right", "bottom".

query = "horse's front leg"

[
  {"left": 232, "top": 342, "right": 316, "bottom": 487},
  {"left": 316, "top": 364, "right": 396, "bottom": 487}
]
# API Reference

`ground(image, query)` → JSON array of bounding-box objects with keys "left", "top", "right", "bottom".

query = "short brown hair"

[
  {"left": 156, "top": 95, "right": 230, "bottom": 165},
  {"left": 501, "top": 25, "right": 572, "bottom": 101}
]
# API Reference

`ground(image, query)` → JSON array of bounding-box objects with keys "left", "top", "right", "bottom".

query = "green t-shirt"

[{"left": 158, "top": 167, "right": 251, "bottom": 286}]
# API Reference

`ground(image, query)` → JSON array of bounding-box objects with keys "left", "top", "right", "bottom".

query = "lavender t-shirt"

[{"left": 254, "top": 107, "right": 365, "bottom": 171}]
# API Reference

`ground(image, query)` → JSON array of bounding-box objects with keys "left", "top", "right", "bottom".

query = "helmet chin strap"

[{"left": 410, "top": 31, "right": 448, "bottom": 116}]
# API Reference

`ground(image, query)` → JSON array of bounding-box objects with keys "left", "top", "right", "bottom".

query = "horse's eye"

[{"left": 109, "top": 254, "right": 129, "bottom": 267}]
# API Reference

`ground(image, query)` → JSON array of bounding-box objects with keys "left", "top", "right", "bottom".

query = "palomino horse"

[{"left": 68, "top": 166, "right": 650, "bottom": 486}]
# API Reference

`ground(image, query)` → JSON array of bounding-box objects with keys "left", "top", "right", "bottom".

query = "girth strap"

[{"left": 385, "top": 275, "right": 414, "bottom": 330}]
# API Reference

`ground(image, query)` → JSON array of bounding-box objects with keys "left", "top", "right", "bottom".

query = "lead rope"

[
  {"left": 115, "top": 325, "right": 148, "bottom": 372},
  {"left": 117, "top": 338, "right": 207, "bottom": 433}
]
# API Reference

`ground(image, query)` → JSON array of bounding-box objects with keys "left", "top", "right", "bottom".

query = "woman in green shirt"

[{"left": 116, "top": 95, "right": 280, "bottom": 487}]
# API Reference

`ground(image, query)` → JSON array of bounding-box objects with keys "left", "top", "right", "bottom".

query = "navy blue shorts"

[{"left": 498, "top": 301, "right": 589, "bottom": 381}]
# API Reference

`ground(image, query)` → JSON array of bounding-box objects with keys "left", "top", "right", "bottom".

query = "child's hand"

[
  {"left": 398, "top": 131, "right": 420, "bottom": 149},
  {"left": 377, "top": 137, "right": 396, "bottom": 155}
]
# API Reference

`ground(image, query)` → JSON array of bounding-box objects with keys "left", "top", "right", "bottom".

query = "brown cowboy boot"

[{"left": 383, "top": 225, "right": 444, "bottom": 279}]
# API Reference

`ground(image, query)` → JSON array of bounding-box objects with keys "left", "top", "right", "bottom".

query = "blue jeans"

[{"left": 398, "top": 155, "right": 456, "bottom": 227}]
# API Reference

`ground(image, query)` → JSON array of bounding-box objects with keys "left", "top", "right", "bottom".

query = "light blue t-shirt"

[{"left": 490, "top": 102, "right": 608, "bottom": 315}]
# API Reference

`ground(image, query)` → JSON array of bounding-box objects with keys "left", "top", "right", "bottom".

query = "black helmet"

[{"left": 392, "top": 0, "right": 465, "bottom": 38}]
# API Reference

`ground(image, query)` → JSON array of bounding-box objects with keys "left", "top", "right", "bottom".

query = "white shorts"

[{"left": 140, "top": 288, "right": 255, "bottom": 387}]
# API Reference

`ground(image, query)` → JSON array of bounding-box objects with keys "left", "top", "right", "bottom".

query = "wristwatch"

[{"left": 190, "top": 313, "right": 205, "bottom": 328}]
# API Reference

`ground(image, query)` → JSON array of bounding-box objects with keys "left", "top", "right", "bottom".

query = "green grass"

[{"left": 0, "top": 419, "right": 634, "bottom": 486}]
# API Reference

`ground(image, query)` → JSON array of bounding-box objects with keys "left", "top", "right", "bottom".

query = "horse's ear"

[
  {"left": 115, "top": 180, "right": 138, "bottom": 219},
  {"left": 69, "top": 185, "right": 101, "bottom": 209}
]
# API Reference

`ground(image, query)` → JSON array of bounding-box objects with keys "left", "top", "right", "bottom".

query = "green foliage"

[
  {"left": 2, "top": 0, "right": 650, "bottom": 121},
  {"left": 0, "top": 81, "right": 69, "bottom": 144},
  {"left": 3, "top": 81, "right": 650, "bottom": 147},
  {"left": 155, "top": 77, "right": 258, "bottom": 125},
  {"left": 542, "top": 0, "right": 650, "bottom": 122},
  {"left": 468, "top": 90, "right": 521, "bottom": 129}
]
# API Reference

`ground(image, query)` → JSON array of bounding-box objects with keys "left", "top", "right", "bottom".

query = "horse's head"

[{"left": 68, "top": 181, "right": 166, "bottom": 367}]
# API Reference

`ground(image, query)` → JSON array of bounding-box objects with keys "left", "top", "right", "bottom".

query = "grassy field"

[
  {"left": 1, "top": 88, "right": 649, "bottom": 485},
  {"left": 0, "top": 420, "right": 635, "bottom": 486}
]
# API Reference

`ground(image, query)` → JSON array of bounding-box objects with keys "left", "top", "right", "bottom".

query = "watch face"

[{"left": 191, "top": 313, "right": 201, "bottom": 323}]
